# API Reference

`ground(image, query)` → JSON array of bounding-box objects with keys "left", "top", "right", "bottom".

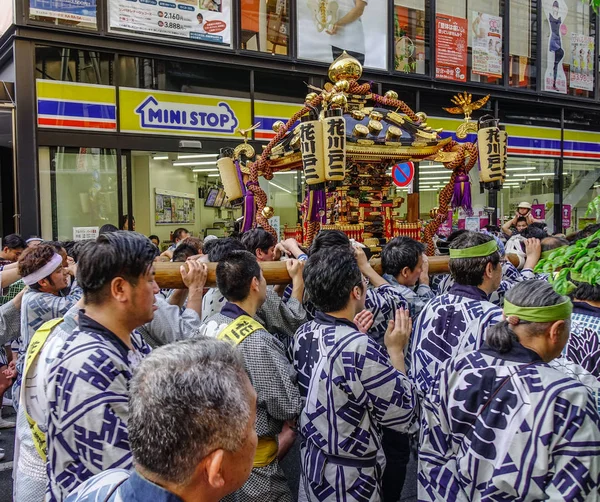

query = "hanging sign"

[
  {"left": 562, "top": 204, "right": 572, "bottom": 229},
  {"left": 531, "top": 204, "right": 546, "bottom": 220},
  {"left": 392, "top": 162, "right": 415, "bottom": 188},
  {"left": 435, "top": 14, "right": 468, "bottom": 82}
]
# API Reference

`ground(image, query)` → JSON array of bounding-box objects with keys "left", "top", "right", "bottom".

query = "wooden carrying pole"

[{"left": 155, "top": 254, "right": 520, "bottom": 289}]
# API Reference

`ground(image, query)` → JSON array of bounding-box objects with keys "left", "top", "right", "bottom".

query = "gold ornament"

[
  {"left": 415, "top": 112, "right": 428, "bottom": 123},
  {"left": 429, "top": 207, "right": 439, "bottom": 219},
  {"left": 385, "top": 126, "right": 402, "bottom": 141},
  {"left": 367, "top": 120, "right": 383, "bottom": 136},
  {"left": 305, "top": 92, "right": 318, "bottom": 103},
  {"left": 384, "top": 90, "right": 399, "bottom": 100},
  {"left": 351, "top": 110, "right": 365, "bottom": 121},
  {"left": 272, "top": 120, "right": 285, "bottom": 133},
  {"left": 353, "top": 124, "right": 369, "bottom": 138},
  {"left": 334, "top": 80, "right": 350, "bottom": 92},
  {"left": 443, "top": 92, "right": 490, "bottom": 121},
  {"left": 262, "top": 206, "right": 275, "bottom": 219},
  {"left": 328, "top": 51, "right": 363, "bottom": 83},
  {"left": 369, "top": 111, "right": 383, "bottom": 121},
  {"left": 233, "top": 143, "right": 256, "bottom": 160},
  {"left": 330, "top": 93, "right": 348, "bottom": 109}
]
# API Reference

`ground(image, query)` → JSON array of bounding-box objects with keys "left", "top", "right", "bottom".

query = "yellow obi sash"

[
  {"left": 216, "top": 315, "right": 278, "bottom": 468},
  {"left": 217, "top": 314, "right": 264, "bottom": 345},
  {"left": 22, "top": 317, "right": 64, "bottom": 462},
  {"left": 254, "top": 436, "right": 278, "bottom": 468}
]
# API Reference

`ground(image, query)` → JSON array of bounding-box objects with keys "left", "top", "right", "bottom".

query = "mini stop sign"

[{"left": 392, "top": 162, "right": 415, "bottom": 188}]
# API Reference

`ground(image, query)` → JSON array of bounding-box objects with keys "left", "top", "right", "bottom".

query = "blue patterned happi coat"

[
  {"left": 563, "top": 302, "right": 600, "bottom": 380},
  {"left": 408, "top": 284, "right": 502, "bottom": 395},
  {"left": 292, "top": 312, "right": 418, "bottom": 502},
  {"left": 419, "top": 341, "right": 600, "bottom": 501},
  {"left": 46, "top": 312, "right": 151, "bottom": 502},
  {"left": 304, "top": 285, "right": 408, "bottom": 346}
]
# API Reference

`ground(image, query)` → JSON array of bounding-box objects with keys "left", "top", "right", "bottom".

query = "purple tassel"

[
  {"left": 308, "top": 189, "right": 327, "bottom": 223},
  {"left": 451, "top": 173, "right": 472, "bottom": 213},
  {"left": 235, "top": 160, "right": 246, "bottom": 197},
  {"left": 242, "top": 182, "right": 257, "bottom": 232}
]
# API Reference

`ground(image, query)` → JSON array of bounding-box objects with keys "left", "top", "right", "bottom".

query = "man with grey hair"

[{"left": 65, "top": 338, "right": 258, "bottom": 502}]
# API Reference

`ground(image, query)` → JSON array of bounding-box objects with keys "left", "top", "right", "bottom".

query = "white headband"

[{"left": 22, "top": 254, "right": 63, "bottom": 286}]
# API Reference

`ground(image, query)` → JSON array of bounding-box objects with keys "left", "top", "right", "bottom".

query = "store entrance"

[{"left": 129, "top": 150, "right": 243, "bottom": 251}]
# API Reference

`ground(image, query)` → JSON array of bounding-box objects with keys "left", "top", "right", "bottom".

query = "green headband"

[
  {"left": 449, "top": 240, "right": 498, "bottom": 259},
  {"left": 540, "top": 246, "right": 568, "bottom": 261},
  {"left": 504, "top": 299, "right": 573, "bottom": 323}
]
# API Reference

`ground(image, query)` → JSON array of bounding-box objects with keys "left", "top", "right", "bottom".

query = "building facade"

[{"left": 0, "top": 0, "right": 599, "bottom": 242}]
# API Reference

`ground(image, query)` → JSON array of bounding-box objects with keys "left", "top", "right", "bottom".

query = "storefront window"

[
  {"left": 35, "top": 47, "right": 114, "bottom": 85},
  {"left": 39, "top": 147, "right": 120, "bottom": 241},
  {"left": 240, "top": 0, "right": 289, "bottom": 56},
  {"left": 499, "top": 158, "right": 555, "bottom": 230},
  {"left": 540, "top": 0, "right": 595, "bottom": 98},
  {"left": 563, "top": 160, "right": 600, "bottom": 231},
  {"left": 28, "top": 0, "right": 97, "bottom": 30},
  {"left": 118, "top": 57, "right": 250, "bottom": 94},
  {"left": 509, "top": 0, "right": 537, "bottom": 90},
  {"left": 394, "top": 0, "right": 428, "bottom": 75},
  {"left": 435, "top": 0, "right": 503, "bottom": 85}
]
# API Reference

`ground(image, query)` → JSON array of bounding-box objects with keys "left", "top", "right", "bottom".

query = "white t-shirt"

[{"left": 325, "top": 0, "right": 367, "bottom": 54}]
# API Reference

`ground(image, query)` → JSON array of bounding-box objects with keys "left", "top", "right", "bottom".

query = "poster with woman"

[
  {"left": 542, "top": 0, "right": 568, "bottom": 94},
  {"left": 570, "top": 33, "right": 594, "bottom": 91},
  {"left": 470, "top": 12, "right": 502, "bottom": 78},
  {"left": 297, "top": 0, "right": 388, "bottom": 70}
]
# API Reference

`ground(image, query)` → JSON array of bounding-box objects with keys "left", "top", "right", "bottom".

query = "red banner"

[{"left": 435, "top": 14, "right": 468, "bottom": 82}]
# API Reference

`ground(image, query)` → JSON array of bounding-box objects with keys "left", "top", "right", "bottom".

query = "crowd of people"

[{"left": 0, "top": 211, "right": 598, "bottom": 502}]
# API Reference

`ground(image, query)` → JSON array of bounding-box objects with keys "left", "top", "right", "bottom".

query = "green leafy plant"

[
  {"left": 534, "top": 228, "right": 600, "bottom": 295},
  {"left": 585, "top": 193, "right": 600, "bottom": 221}
]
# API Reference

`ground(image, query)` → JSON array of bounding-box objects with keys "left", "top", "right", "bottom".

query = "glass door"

[{"left": 38, "top": 146, "right": 130, "bottom": 241}]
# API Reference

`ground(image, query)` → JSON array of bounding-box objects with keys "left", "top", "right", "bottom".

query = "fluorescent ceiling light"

[
  {"left": 152, "top": 155, "right": 169, "bottom": 160},
  {"left": 192, "top": 168, "right": 219, "bottom": 173},
  {"left": 419, "top": 176, "right": 452, "bottom": 180},
  {"left": 419, "top": 164, "right": 446, "bottom": 169},
  {"left": 177, "top": 154, "right": 218, "bottom": 160},
  {"left": 274, "top": 171, "right": 298, "bottom": 175},
  {"left": 207, "top": 174, "right": 220, "bottom": 177},
  {"left": 269, "top": 181, "right": 292, "bottom": 194},
  {"left": 420, "top": 188, "right": 440, "bottom": 192},
  {"left": 506, "top": 167, "right": 536, "bottom": 171},
  {"left": 174, "top": 161, "right": 217, "bottom": 167},
  {"left": 511, "top": 172, "right": 554, "bottom": 176}
]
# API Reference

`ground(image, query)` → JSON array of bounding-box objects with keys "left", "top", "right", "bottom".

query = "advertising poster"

[
  {"left": 470, "top": 12, "right": 502, "bottom": 78},
  {"left": 542, "top": 0, "right": 568, "bottom": 94},
  {"left": 569, "top": 33, "right": 594, "bottom": 91},
  {"left": 73, "top": 227, "right": 99, "bottom": 241},
  {"left": 0, "top": 0, "right": 14, "bottom": 37},
  {"left": 435, "top": 14, "right": 467, "bottom": 82},
  {"left": 29, "top": 0, "right": 96, "bottom": 26},
  {"left": 109, "top": 0, "right": 230, "bottom": 46},
  {"left": 296, "top": 0, "right": 388, "bottom": 70}
]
